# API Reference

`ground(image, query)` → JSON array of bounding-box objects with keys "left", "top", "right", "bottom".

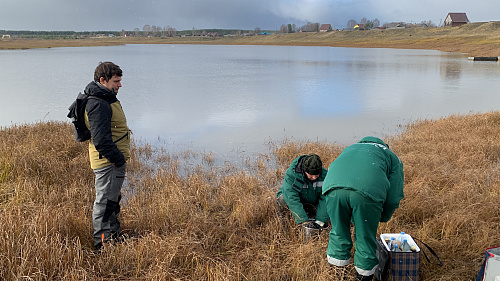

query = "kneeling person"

[{"left": 276, "top": 153, "right": 329, "bottom": 229}]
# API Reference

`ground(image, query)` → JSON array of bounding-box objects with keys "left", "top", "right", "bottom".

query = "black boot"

[
  {"left": 355, "top": 274, "right": 373, "bottom": 281},
  {"left": 330, "top": 265, "right": 348, "bottom": 281}
]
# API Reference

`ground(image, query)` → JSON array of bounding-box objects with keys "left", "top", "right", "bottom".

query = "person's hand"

[
  {"left": 380, "top": 216, "right": 390, "bottom": 223},
  {"left": 316, "top": 220, "right": 331, "bottom": 229},
  {"left": 302, "top": 221, "right": 322, "bottom": 229}
]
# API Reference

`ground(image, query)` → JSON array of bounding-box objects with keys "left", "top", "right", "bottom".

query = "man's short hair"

[{"left": 94, "top": 61, "right": 122, "bottom": 83}]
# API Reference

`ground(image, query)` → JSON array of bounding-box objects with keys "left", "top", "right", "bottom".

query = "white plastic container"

[{"left": 380, "top": 233, "right": 420, "bottom": 252}]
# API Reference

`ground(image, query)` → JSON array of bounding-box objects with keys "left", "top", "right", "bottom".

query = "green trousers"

[{"left": 325, "top": 188, "right": 383, "bottom": 276}]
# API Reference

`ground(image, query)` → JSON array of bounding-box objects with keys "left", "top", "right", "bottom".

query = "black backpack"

[{"left": 67, "top": 93, "right": 94, "bottom": 142}]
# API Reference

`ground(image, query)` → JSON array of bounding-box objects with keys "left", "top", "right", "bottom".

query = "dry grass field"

[
  {"left": 2, "top": 21, "right": 500, "bottom": 56},
  {"left": 0, "top": 111, "right": 499, "bottom": 280}
]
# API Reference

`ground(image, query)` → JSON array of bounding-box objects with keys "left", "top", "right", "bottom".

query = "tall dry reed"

[
  {"left": 0, "top": 111, "right": 498, "bottom": 280},
  {"left": 381, "top": 112, "right": 500, "bottom": 280}
]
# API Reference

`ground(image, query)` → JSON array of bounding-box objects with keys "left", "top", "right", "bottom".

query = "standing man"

[
  {"left": 84, "top": 62, "right": 130, "bottom": 251},
  {"left": 322, "top": 137, "right": 404, "bottom": 281},
  {"left": 277, "top": 153, "right": 329, "bottom": 230}
]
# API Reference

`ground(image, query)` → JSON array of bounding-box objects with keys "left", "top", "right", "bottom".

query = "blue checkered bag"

[
  {"left": 390, "top": 251, "right": 421, "bottom": 281},
  {"left": 376, "top": 235, "right": 442, "bottom": 281}
]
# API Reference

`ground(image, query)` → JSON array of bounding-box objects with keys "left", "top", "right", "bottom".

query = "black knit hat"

[{"left": 303, "top": 154, "right": 323, "bottom": 175}]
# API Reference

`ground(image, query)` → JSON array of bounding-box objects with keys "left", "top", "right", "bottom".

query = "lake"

[{"left": 1, "top": 44, "right": 499, "bottom": 161}]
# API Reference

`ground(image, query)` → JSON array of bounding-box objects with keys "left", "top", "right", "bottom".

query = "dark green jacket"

[
  {"left": 322, "top": 137, "right": 404, "bottom": 222},
  {"left": 277, "top": 155, "right": 329, "bottom": 224}
]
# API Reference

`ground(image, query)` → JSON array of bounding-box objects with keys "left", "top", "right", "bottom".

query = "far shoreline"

[{"left": 2, "top": 22, "right": 500, "bottom": 57}]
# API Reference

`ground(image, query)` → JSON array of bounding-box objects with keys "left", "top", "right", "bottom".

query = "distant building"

[
  {"left": 319, "top": 24, "right": 333, "bottom": 32},
  {"left": 389, "top": 23, "right": 406, "bottom": 29},
  {"left": 353, "top": 24, "right": 365, "bottom": 30},
  {"left": 444, "top": 13, "right": 469, "bottom": 27}
]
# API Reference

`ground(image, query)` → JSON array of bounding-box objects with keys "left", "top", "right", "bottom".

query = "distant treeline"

[
  {"left": 0, "top": 30, "right": 120, "bottom": 39},
  {"left": 0, "top": 29, "right": 270, "bottom": 39}
]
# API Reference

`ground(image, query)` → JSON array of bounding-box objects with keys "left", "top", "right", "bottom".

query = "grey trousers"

[{"left": 92, "top": 163, "right": 126, "bottom": 248}]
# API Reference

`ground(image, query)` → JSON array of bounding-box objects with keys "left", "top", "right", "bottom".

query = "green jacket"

[
  {"left": 277, "top": 155, "right": 329, "bottom": 224},
  {"left": 322, "top": 137, "right": 404, "bottom": 222}
]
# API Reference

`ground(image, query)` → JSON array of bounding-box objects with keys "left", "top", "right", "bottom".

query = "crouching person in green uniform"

[
  {"left": 276, "top": 153, "right": 329, "bottom": 231},
  {"left": 322, "top": 137, "right": 404, "bottom": 281}
]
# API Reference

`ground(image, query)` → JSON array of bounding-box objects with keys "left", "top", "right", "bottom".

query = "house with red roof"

[
  {"left": 444, "top": 13, "right": 469, "bottom": 27},
  {"left": 319, "top": 24, "right": 333, "bottom": 32}
]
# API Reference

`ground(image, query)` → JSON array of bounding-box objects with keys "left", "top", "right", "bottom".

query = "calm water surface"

[{"left": 1, "top": 44, "right": 499, "bottom": 160}]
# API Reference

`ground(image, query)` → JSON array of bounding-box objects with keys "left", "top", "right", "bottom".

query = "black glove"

[{"left": 302, "top": 221, "right": 322, "bottom": 229}]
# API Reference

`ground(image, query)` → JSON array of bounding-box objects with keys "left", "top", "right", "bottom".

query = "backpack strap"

[{"left": 413, "top": 237, "right": 444, "bottom": 266}]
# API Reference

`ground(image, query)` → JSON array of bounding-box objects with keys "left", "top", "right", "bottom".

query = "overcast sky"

[{"left": 1, "top": 0, "right": 499, "bottom": 31}]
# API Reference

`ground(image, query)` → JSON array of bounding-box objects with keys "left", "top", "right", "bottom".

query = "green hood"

[{"left": 358, "top": 136, "right": 389, "bottom": 148}]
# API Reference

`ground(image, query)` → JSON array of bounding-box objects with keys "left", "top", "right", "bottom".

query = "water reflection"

[
  {"left": 441, "top": 54, "right": 463, "bottom": 81},
  {"left": 0, "top": 45, "right": 499, "bottom": 159}
]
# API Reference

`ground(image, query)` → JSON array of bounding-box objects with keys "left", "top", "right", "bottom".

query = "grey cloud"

[{"left": 0, "top": 0, "right": 499, "bottom": 31}]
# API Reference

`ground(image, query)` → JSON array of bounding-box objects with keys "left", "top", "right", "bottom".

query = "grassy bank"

[
  {"left": 2, "top": 21, "right": 500, "bottom": 56},
  {"left": 0, "top": 111, "right": 499, "bottom": 280}
]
